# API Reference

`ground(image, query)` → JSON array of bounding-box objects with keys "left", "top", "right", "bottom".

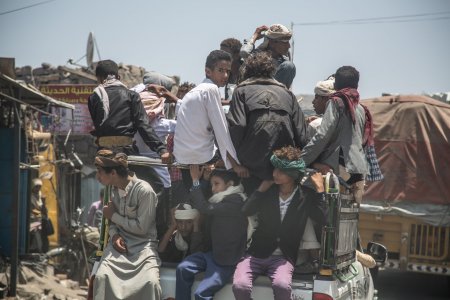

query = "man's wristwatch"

[{"left": 190, "top": 180, "right": 201, "bottom": 191}]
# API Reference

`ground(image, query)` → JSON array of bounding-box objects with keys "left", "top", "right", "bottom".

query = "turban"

[
  {"left": 95, "top": 149, "right": 128, "bottom": 168},
  {"left": 143, "top": 71, "right": 176, "bottom": 91},
  {"left": 314, "top": 76, "right": 336, "bottom": 96},
  {"left": 174, "top": 203, "right": 199, "bottom": 220},
  {"left": 270, "top": 154, "right": 306, "bottom": 180},
  {"left": 32, "top": 178, "right": 43, "bottom": 188},
  {"left": 257, "top": 24, "right": 292, "bottom": 50}
]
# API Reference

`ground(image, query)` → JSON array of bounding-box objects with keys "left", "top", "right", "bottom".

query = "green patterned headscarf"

[{"left": 270, "top": 154, "right": 306, "bottom": 180}]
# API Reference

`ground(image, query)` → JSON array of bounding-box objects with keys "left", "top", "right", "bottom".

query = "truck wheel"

[
  {"left": 370, "top": 266, "right": 379, "bottom": 285},
  {"left": 447, "top": 276, "right": 450, "bottom": 294}
]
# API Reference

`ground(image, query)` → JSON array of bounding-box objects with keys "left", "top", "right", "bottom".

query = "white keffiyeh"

[
  {"left": 94, "top": 75, "right": 127, "bottom": 125},
  {"left": 174, "top": 231, "right": 189, "bottom": 252},
  {"left": 208, "top": 184, "right": 247, "bottom": 204}
]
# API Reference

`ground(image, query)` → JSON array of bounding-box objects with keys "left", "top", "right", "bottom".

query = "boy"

[
  {"left": 93, "top": 149, "right": 161, "bottom": 299},
  {"left": 176, "top": 166, "right": 248, "bottom": 300},
  {"left": 174, "top": 50, "right": 248, "bottom": 182},
  {"left": 158, "top": 203, "right": 203, "bottom": 263},
  {"left": 233, "top": 146, "right": 327, "bottom": 300}
]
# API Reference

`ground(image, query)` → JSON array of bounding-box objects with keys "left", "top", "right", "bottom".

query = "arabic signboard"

[{"left": 40, "top": 84, "right": 96, "bottom": 134}]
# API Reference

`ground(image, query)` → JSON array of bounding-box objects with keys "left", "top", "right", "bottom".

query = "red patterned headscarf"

[{"left": 330, "top": 88, "right": 374, "bottom": 146}]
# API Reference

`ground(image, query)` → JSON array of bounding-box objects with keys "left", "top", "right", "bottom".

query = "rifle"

[
  {"left": 87, "top": 185, "right": 111, "bottom": 300},
  {"left": 86, "top": 157, "right": 224, "bottom": 298}
]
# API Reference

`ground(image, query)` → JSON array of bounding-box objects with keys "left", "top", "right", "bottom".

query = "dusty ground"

[{"left": 1, "top": 264, "right": 87, "bottom": 300}]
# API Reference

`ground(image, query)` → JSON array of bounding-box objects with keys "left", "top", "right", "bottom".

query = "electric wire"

[
  {"left": 293, "top": 11, "right": 450, "bottom": 26},
  {"left": 0, "top": 0, "right": 58, "bottom": 16}
]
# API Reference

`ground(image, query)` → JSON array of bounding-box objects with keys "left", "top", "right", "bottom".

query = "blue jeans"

[
  {"left": 275, "top": 61, "right": 296, "bottom": 89},
  {"left": 176, "top": 251, "right": 235, "bottom": 300}
]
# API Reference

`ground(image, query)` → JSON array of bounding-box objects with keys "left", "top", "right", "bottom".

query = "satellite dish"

[{"left": 86, "top": 32, "right": 94, "bottom": 69}]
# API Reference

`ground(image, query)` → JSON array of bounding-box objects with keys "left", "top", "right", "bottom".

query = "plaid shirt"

[
  {"left": 169, "top": 167, "right": 182, "bottom": 182},
  {"left": 166, "top": 133, "right": 183, "bottom": 181},
  {"left": 365, "top": 145, "right": 384, "bottom": 181}
]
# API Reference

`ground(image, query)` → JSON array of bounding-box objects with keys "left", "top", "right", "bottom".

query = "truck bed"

[{"left": 159, "top": 263, "right": 314, "bottom": 300}]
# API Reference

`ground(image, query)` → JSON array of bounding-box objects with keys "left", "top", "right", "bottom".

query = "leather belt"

[{"left": 97, "top": 136, "right": 133, "bottom": 147}]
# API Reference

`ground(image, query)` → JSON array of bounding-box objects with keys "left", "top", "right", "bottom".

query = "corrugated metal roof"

[{"left": 0, "top": 73, "right": 75, "bottom": 110}]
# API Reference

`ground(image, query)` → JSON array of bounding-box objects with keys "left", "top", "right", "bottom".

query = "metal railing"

[{"left": 409, "top": 224, "right": 450, "bottom": 261}]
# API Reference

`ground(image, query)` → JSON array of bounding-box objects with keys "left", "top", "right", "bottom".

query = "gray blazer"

[{"left": 301, "top": 100, "right": 368, "bottom": 175}]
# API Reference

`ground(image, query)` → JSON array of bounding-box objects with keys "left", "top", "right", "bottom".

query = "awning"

[{"left": 0, "top": 72, "right": 75, "bottom": 110}]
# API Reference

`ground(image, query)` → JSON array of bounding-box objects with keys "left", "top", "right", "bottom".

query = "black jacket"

[
  {"left": 88, "top": 85, "right": 166, "bottom": 155},
  {"left": 242, "top": 185, "right": 327, "bottom": 264},
  {"left": 227, "top": 78, "right": 308, "bottom": 180},
  {"left": 190, "top": 189, "right": 248, "bottom": 266}
]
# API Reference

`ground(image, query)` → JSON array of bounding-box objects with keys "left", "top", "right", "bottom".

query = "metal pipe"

[
  {"left": 126, "top": 156, "right": 225, "bottom": 170},
  {"left": 9, "top": 101, "right": 21, "bottom": 297},
  {"left": 0, "top": 91, "right": 57, "bottom": 117}
]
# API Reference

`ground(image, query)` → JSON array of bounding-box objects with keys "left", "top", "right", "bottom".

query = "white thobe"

[{"left": 94, "top": 176, "right": 161, "bottom": 300}]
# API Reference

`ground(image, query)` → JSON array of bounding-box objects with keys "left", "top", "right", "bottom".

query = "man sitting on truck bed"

[
  {"left": 175, "top": 166, "right": 248, "bottom": 300},
  {"left": 233, "top": 146, "right": 327, "bottom": 300},
  {"left": 158, "top": 203, "right": 203, "bottom": 263}
]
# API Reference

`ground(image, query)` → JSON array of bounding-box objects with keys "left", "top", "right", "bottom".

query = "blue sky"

[{"left": 1, "top": 0, "right": 449, "bottom": 98}]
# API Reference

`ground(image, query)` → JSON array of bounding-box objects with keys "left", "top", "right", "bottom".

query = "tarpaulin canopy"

[{"left": 364, "top": 95, "right": 450, "bottom": 205}]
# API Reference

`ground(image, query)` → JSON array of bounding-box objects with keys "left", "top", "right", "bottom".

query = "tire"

[
  {"left": 447, "top": 276, "right": 450, "bottom": 295},
  {"left": 47, "top": 248, "right": 80, "bottom": 280},
  {"left": 370, "top": 266, "right": 379, "bottom": 285}
]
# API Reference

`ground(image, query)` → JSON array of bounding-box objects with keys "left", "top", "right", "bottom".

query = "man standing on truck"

[
  {"left": 88, "top": 59, "right": 171, "bottom": 163},
  {"left": 173, "top": 50, "right": 249, "bottom": 188},
  {"left": 301, "top": 66, "right": 370, "bottom": 203},
  {"left": 240, "top": 24, "right": 296, "bottom": 89},
  {"left": 227, "top": 52, "right": 308, "bottom": 194}
]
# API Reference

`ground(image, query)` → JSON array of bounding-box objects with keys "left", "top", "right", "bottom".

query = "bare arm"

[
  {"left": 147, "top": 84, "right": 180, "bottom": 104},
  {"left": 158, "top": 208, "right": 177, "bottom": 253},
  {"left": 240, "top": 25, "right": 269, "bottom": 59},
  {"left": 226, "top": 152, "right": 249, "bottom": 178}
]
